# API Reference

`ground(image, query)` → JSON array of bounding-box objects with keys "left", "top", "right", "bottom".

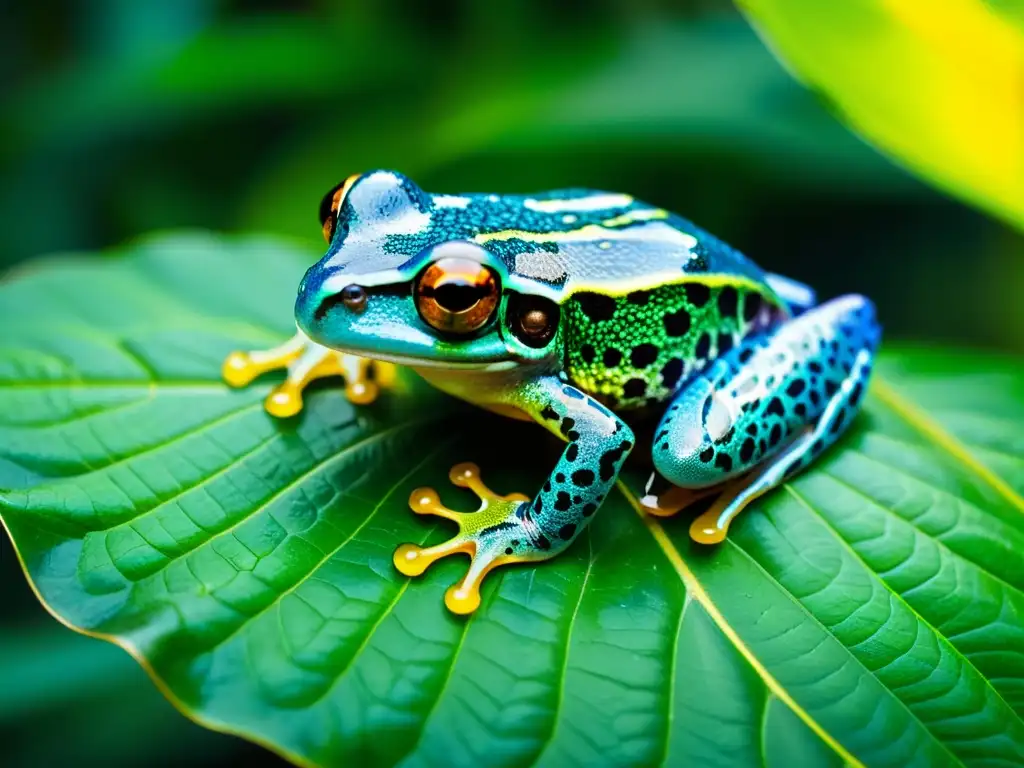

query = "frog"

[{"left": 223, "top": 170, "right": 881, "bottom": 615}]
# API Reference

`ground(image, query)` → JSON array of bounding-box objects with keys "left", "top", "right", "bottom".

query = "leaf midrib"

[{"left": 617, "top": 482, "right": 866, "bottom": 768}]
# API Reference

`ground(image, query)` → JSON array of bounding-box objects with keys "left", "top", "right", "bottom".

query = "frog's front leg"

[
  {"left": 393, "top": 376, "right": 634, "bottom": 615},
  {"left": 222, "top": 328, "right": 395, "bottom": 417},
  {"left": 644, "top": 294, "right": 880, "bottom": 543}
]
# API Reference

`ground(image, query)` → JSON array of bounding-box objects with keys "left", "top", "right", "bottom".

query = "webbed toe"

[{"left": 393, "top": 462, "right": 537, "bottom": 615}]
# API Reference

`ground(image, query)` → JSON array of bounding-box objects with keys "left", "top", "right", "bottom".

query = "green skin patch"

[
  {"left": 226, "top": 169, "right": 882, "bottom": 614},
  {"left": 565, "top": 281, "right": 785, "bottom": 409}
]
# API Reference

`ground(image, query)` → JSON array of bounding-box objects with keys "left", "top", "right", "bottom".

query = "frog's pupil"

[{"left": 434, "top": 281, "right": 486, "bottom": 313}]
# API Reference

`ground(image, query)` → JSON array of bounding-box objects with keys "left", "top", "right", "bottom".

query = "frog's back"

[
  {"left": 459, "top": 188, "right": 773, "bottom": 301},
  {"left": 448, "top": 187, "right": 791, "bottom": 410},
  {"left": 329, "top": 176, "right": 792, "bottom": 408}
]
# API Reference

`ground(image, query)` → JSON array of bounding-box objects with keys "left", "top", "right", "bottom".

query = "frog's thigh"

[{"left": 650, "top": 295, "right": 880, "bottom": 539}]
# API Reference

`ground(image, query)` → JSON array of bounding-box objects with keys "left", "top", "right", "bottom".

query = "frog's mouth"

[
  {"left": 298, "top": 279, "right": 522, "bottom": 371},
  {"left": 355, "top": 351, "right": 520, "bottom": 372}
]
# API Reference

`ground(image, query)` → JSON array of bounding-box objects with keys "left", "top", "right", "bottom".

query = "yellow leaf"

[{"left": 737, "top": 0, "right": 1024, "bottom": 231}]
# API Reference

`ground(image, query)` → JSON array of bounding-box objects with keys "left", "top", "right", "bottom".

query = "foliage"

[
  {"left": 4, "top": 1, "right": 1024, "bottom": 764},
  {"left": 738, "top": 0, "right": 1024, "bottom": 232},
  {"left": 2, "top": 234, "right": 1023, "bottom": 767},
  {"left": 6, "top": 2, "right": 1024, "bottom": 354}
]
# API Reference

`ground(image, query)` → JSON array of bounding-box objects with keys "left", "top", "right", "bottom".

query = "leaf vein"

[{"left": 871, "top": 378, "right": 1024, "bottom": 515}]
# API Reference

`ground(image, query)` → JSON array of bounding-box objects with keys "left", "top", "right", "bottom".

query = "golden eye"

[
  {"left": 415, "top": 257, "right": 500, "bottom": 335},
  {"left": 318, "top": 174, "right": 360, "bottom": 243}
]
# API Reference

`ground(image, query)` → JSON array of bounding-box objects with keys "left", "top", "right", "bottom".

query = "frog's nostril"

[
  {"left": 341, "top": 284, "right": 367, "bottom": 312},
  {"left": 312, "top": 284, "right": 367, "bottom": 323}
]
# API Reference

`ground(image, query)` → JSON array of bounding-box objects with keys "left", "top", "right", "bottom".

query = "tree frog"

[{"left": 223, "top": 170, "right": 881, "bottom": 614}]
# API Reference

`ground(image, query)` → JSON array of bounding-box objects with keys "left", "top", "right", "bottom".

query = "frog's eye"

[
  {"left": 318, "top": 174, "right": 360, "bottom": 243},
  {"left": 508, "top": 293, "right": 560, "bottom": 349},
  {"left": 415, "top": 257, "right": 500, "bottom": 335}
]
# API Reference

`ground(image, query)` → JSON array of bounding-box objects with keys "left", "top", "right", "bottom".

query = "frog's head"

[{"left": 295, "top": 170, "right": 562, "bottom": 371}]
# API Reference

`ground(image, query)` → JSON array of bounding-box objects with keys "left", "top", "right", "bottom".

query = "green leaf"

[
  {"left": 736, "top": 0, "right": 1024, "bottom": 232},
  {"left": 0, "top": 617, "right": 257, "bottom": 766},
  {"left": 2, "top": 233, "right": 1023, "bottom": 767},
  {"left": 7, "top": 16, "right": 412, "bottom": 154}
]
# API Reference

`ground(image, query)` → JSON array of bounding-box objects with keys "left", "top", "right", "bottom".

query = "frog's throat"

[{"left": 411, "top": 364, "right": 548, "bottom": 421}]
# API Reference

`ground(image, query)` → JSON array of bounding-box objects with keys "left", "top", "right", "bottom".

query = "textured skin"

[
  {"left": 296, "top": 170, "right": 778, "bottom": 308},
  {"left": 565, "top": 282, "right": 787, "bottom": 409},
  {"left": 652, "top": 295, "right": 880, "bottom": 488},
  {"left": 230, "top": 169, "right": 882, "bottom": 612}
]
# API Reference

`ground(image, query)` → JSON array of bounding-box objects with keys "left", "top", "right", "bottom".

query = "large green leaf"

[
  {"left": 1, "top": 233, "right": 1023, "bottom": 767},
  {"left": 736, "top": 0, "right": 1024, "bottom": 232}
]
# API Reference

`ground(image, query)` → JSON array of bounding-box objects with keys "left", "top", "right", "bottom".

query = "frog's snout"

[{"left": 295, "top": 264, "right": 365, "bottom": 338}]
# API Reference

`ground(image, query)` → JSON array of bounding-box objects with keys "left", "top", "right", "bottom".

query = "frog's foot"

[
  {"left": 639, "top": 472, "right": 724, "bottom": 518},
  {"left": 393, "top": 462, "right": 542, "bottom": 615},
  {"left": 688, "top": 480, "right": 771, "bottom": 545},
  {"left": 222, "top": 331, "right": 396, "bottom": 417}
]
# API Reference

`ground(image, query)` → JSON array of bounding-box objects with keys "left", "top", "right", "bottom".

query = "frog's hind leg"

[
  {"left": 688, "top": 367, "right": 866, "bottom": 543},
  {"left": 222, "top": 329, "right": 396, "bottom": 416},
  {"left": 649, "top": 294, "right": 880, "bottom": 543}
]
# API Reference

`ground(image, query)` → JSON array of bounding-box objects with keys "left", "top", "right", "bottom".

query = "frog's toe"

[
  {"left": 339, "top": 355, "right": 397, "bottom": 406},
  {"left": 688, "top": 475, "right": 773, "bottom": 545},
  {"left": 393, "top": 462, "right": 535, "bottom": 615},
  {"left": 222, "top": 331, "right": 394, "bottom": 416},
  {"left": 222, "top": 333, "right": 306, "bottom": 388}
]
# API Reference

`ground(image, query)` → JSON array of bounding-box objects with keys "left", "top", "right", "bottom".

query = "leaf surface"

[
  {"left": 1, "top": 234, "right": 1022, "bottom": 767},
  {"left": 737, "top": 0, "right": 1024, "bottom": 231}
]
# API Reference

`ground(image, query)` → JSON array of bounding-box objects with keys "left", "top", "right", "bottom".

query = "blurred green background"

[{"left": 2, "top": 0, "right": 1022, "bottom": 765}]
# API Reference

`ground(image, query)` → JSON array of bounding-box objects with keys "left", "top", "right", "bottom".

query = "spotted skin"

[
  {"left": 519, "top": 378, "right": 634, "bottom": 546},
  {"left": 224, "top": 170, "right": 882, "bottom": 614},
  {"left": 565, "top": 281, "right": 786, "bottom": 409},
  {"left": 647, "top": 295, "right": 880, "bottom": 541}
]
